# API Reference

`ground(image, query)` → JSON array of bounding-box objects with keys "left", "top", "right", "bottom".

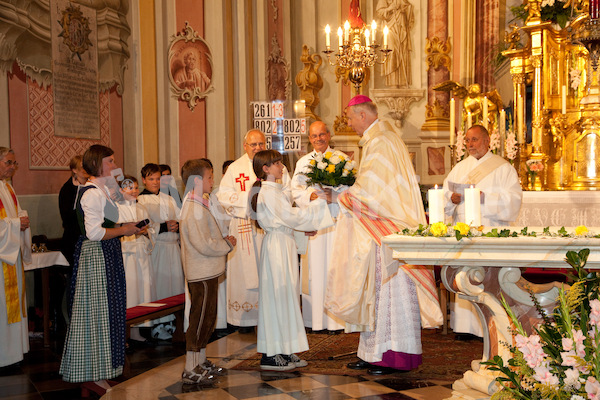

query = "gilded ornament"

[
  {"left": 504, "top": 24, "right": 522, "bottom": 50},
  {"left": 295, "top": 45, "right": 323, "bottom": 120},
  {"left": 425, "top": 37, "right": 451, "bottom": 71}
]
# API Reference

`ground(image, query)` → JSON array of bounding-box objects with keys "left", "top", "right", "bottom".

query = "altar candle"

[
  {"left": 449, "top": 97, "right": 456, "bottom": 146},
  {"left": 383, "top": 26, "right": 389, "bottom": 49},
  {"left": 562, "top": 85, "right": 567, "bottom": 115},
  {"left": 499, "top": 109, "right": 506, "bottom": 155},
  {"left": 517, "top": 95, "right": 524, "bottom": 143},
  {"left": 467, "top": 111, "right": 472, "bottom": 130},
  {"left": 464, "top": 185, "right": 481, "bottom": 227},
  {"left": 325, "top": 25, "right": 331, "bottom": 49},
  {"left": 344, "top": 20, "right": 350, "bottom": 43},
  {"left": 482, "top": 97, "right": 488, "bottom": 130},
  {"left": 365, "top": 29, "right": 370, "bottom": 49},
  {"left": 428, "top": 185, "right": 444, "bottom": 224},
  {"left": 338, "top": 27, "right": 343, "bottom": 48}
]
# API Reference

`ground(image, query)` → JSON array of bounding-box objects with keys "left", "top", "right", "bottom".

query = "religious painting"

[
  {"left": 168, "top": 22, "right": 214, "bottom": 111},
  {"left": 427, "top": 146, "right": 445, "bottom": 175}
]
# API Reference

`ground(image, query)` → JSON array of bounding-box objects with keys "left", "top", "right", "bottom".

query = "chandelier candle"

[
  {"left": 464, "top": 185, "right": 481, "bottom": 226},
  {"left": 428, "top": 185, "right": 444, "bottom": 224}
]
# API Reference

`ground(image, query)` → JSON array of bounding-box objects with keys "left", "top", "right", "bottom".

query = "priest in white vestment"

[
  {"left": 325, "top": 96, "right": 442, "bottom": 375},
  {"left": 291, "top": 121, "right": 345, "bottom": 332},
  {"left": 215, "top": 130, "right": 291, "bottom": 328},
  {"left": 443, "top": 124, "right": 522, "bottom": 337},
  {"left": 0, "top": 148, "right": 32, "bottom": 367}
]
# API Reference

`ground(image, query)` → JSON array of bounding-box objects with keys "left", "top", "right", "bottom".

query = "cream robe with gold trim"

[{"left": 0, "top": 180, "right": 31, "bottom": 367}]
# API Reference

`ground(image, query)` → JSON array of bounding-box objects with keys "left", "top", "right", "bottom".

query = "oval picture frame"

[{"left": 168, "top": 21, "right": 214, "bottom": 110}]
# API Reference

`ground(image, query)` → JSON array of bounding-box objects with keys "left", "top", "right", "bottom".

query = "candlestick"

[
  {"left": 338, "top": 27, "right": 343, "bottom": 48},
  {"left": 562, "top": 85, "right": 567, "bottom": 115},
  {"left": 517, "top": 95, "right": 524, "bottom": 144},
  {"left": 499, "top": 109, "right": 506, "bottom": 156},
  {"left": 464, "top": 186, "right": 481, "bottom": 226},
  {"left": 344, "top": 20, "right": 350, "bottom": 43},
  {"left": 325, "top": 25, "right": 331, "bottom": 49},
  {"left": 365, "top": 29, "right": 370, "bottom": 49},
  {"left": 482, "top": 96, "right": 488, "bottom": 130},
  {"left": 467, "top": 112, "right": 472, "bottom": 130},
  {"left": 428, "top": 185, "right": 444, "bottom": 224},
  {"left": 383, "top": 26, "right": 389, "bottom": 49},
  {"left": 371, "top": 20, "right": 377, "bottom": 43},
  {"left": 449, "top": 98, "right": 455, "bottom": 146}
]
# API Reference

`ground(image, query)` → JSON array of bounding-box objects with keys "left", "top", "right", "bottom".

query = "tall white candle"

[
  {"left": 428, "top": 185, "right": 445, "bottom": 224},
  {"left": 467, "top": 112, "right": 472, "bottom": 130},
  {"left": 383, "top": 26, "right": 389, "bottom": 48},
  {"left": 365, "top": 29, "right": 370, "bottom": 49},
  {"left": 344, "top": 20, "right": 350, "bottom": 43},
  {"left": 338, "top": 27, "right": 343, "bottom": 48},
  {"left": 562, "top": 85, "right": 567, "bottom": 115},
  {"left": 517, "top": 95, "right": 524, "bottom": 144},
  {"left": 482, "top": 97, "right": 488, "bottom": 130},
  {"left": 371, "top": 20, "right": 377, "bottom": 43},
  {"left": 449, "top": 97, "right": 456, "bottom": 146},
  {"left": 325, "top": 25, "right": 331, "bottom": 49},
  {"left": 499, "top": 109, "right": 506, "bottom": 157},
  {"left": 464, "top": 185, "right": 481, "bottom": 226}
]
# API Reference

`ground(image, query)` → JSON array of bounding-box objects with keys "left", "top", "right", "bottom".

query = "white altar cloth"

[{"left": 516, "top": 191, "right": 600, "bottom": 227}]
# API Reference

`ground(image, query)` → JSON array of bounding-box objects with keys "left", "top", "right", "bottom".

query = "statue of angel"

[{"left": 433, "top": 81, "right": 503, "bottom": 127}]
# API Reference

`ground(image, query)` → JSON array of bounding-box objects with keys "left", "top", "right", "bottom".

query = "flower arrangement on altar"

[
  {"left": 490, "top": 128, "right": 501, "bottom": 154},
  {"left": 511, "top": 0, "right": 577, "bottom": 29},
  {"left": 481, "top": 247, "right": 600, "bottom": 400},
  {"left": 455, "top": 130, "right": 466, "bottom": 162},
  {"left": 526, "top": 159, "right": 544, "bottom": 185},
  {"left": 505, "top": 124, "right": 518, "bottom": 164},
  {"left": 302, "top": 150, "right": 357, "bottom": 187},
  {"left": 400, "top": 223, "right": 595, "bottom": 241}
]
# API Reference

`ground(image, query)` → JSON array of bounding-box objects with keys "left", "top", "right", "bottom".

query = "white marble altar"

[{"left": 382, "top": 231, "right": 600, "bottom": 400}]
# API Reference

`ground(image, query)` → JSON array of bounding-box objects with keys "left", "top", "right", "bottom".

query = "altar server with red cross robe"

[
  {"left": 216, "top": 130, "right": 291, "bottom": 329},
  {"left": 0, "top": 147, "right": 32, "bottom": 367}
]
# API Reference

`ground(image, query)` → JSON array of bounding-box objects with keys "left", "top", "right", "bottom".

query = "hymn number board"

[{"left": 252, "top": 101, "right": 305, "bottom": 152}]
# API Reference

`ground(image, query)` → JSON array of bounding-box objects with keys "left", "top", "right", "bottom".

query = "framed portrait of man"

[{"left": 168, "top": 22, "right": 214, "bottom": 110}]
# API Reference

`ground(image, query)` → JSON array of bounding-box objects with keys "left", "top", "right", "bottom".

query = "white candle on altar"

[
  {"left": 428, "top": 185, "right": 444, "bottom": 224},
  {"left": 383, "top": 26, "right": 389, "bottom": 49},
  {"left": 467, "top": 111, "right": 472, "bottom": 130},
  {"left": 338, "top": 27, "right": 343, "bottom": 48},
  {"left": 325, "top": 25, "right": 331, "bottom": 49},
  {"left": 499, "top": 109, "right": 506, "bottom": 156},
  {"left": 517, "top": 95, "right": 524, "bottom": 144},
  {"left": 450, "top": 97, "right": 456, "bottom": 146},
  {"left": 344, "top": 20, "right": 350, "bottom": 43},
  {"left": 482, "top": 96, "right": 488, "bottom": 130},
  {"left": 562, "top": 85, "right": 567, "bottom": 115},
  {"left": 464, "top": 185, "right": 481, "bottom": 226}
]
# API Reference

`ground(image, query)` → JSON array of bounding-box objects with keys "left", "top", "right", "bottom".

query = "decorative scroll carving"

[
  {"left": 333, "top": 114, "right": 357, "bottom": 136},
  {"left": 271, "top": 0, "right": 279, "bottom": 21},
  {"left": 425, "top": 98, "right": 449, "bottom": 119},
  {"left": 267, "top": 35, "right": 290, "bottom": 101},
  {"left": 371, "top": 88, "right": 425, "bottom": 127},
  {"left": 504, "top": 24, "right": 522, "bottom": 50},
  {"left": 168, "top": 22, "right": 215, "bottom": 111},
  {"left": 425, "top": 36, "right": 452, "bottom": 71},
  {"left": 295, "top": 45, "right": 323, "bottom": 120},
  {"left": 0, "top": 0, "right": 130, "bottom": 91}
]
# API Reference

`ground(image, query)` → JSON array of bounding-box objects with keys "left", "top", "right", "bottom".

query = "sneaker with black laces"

[
  {"left": 285, "top": 354, "right": 307, "bottom": 368},
  {"left": 181, "top": 367, "right": 215, "bottom": 385},
  {"left": 259, "top": 354, "right": 295, "bottom": 371},
  {"left": 199, "top": 360, "right": 227, "bottom": 376}
]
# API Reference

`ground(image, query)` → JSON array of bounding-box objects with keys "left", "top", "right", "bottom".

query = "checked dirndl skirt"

[{"left": 59, "top": 237, "right": 126, "bottom": 382}]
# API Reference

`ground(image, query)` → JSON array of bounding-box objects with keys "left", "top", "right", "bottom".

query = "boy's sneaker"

[
  {"left": 285, "top": 354, "right": 308, "bottom": 368},
  {"left": 199, "top": 360, "right": 227, "bottom": 376},
  {"left": 260, "top": 354, "right": 295, "bottom": 371},
  {"left": 182, "top": 367, "right": 214, "bottom": 385}
]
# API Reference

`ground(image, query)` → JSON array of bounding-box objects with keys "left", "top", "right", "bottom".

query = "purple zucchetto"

[{"left": 347, "top": 95, "right": 373, "bottom": 107}]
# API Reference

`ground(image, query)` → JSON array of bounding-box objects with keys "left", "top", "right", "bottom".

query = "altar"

[
  {"left": 382, "top": 231, "right": 600, "bottom": 400},
  {"left": 515, "top": 191, "right": 600, "bottom": 227}
]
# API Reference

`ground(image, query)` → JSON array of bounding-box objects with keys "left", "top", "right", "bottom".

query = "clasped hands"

[
  {"left": 451, "top": 191, "right": 485, "bottom": 204},
  {"left": 309, "top": 187, "right": 337, "bottom": 204}
]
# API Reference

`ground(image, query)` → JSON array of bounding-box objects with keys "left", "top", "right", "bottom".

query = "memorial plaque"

[{"left": 51, "top": 0, "right": 100, "bottom": 139}]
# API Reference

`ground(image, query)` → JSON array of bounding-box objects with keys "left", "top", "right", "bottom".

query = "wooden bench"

[{"left": 125, "top": 293, "right": 185, "bottom": 343}]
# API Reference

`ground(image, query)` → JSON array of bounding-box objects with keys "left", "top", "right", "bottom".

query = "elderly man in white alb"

[
  {"left": 216, "top": 129, "right": 291, "bottom": 331},
  {"left": 0, "top": 147, "right": 32, "bottom": 368},
  {"left": 443, "top": 124, "right": 522, "bottom": 338},
  {"left": 291, "top": 121, "right": 346, "bottom": 334},
  {"left": 325, "top": 96, "right": 442, "bottom": 375}
]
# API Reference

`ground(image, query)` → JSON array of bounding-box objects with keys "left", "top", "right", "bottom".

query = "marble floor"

[{"left": 102, "top": 332, "right": 456, "bottom": 400}]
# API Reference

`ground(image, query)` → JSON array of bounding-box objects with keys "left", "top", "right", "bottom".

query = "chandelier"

[{"left": 323, "top": 20, "right": 392, "bottom": 92}]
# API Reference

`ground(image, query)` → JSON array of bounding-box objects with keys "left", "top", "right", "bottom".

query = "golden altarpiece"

[{"left": 502, "top": 0, "right": 600, "bottom": 191}]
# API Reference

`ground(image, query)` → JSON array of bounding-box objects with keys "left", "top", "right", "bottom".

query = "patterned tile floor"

[{"left": 0, "top": 331, "right": 458, "bottom": 400}]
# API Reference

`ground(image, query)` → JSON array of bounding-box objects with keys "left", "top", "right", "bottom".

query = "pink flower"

[
  {"left": 516, "top": 335, "right": 547, "bottom": 368},
  {"left": 533, "top": 365, "right": 559, "bottom": 386},
  {"left": 590, "top": 300, "right": 600, "bottom": 327},
  {"left": 564, "top": 368, "right": 582, "bottom": 390},
  {"left": 586, "top": 376, "right": 600, "bottom": 399},
  {"left": 563, "top": 337, "right": 574, "bottom": 351},
  {"left": 572, "top": 329, "right": 587, "bottom": 357},
  {"left": 561, "top": 351, "right": 578, "bottom": 367}
]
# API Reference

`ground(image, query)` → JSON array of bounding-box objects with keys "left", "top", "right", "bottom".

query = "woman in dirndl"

[{"left": 59, "top": 145, "right": 145, "bottom": 396}]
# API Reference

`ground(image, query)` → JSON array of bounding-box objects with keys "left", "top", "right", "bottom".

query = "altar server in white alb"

[
  {"left": 0, "top": 147, "right": 31, "bottom": 368},
  {"left": 443, "top": 124, "right": 522, "bottom": 337},
  {"left": 216, "top": 130, "right": 291, "bottom": 329},
  {"left": 251, "top": 150, "right": 333, "bottom": 371},
  {"left": 291, "top": 121, "right": 346, "bottom": 332}
]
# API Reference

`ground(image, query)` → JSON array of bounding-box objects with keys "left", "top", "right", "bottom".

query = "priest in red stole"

[
  {"left": 325, "top": 96, "right": 442, "bottom": 374},
  {"left": 0, "top": 147, "right": 31, "bottom": 367}
]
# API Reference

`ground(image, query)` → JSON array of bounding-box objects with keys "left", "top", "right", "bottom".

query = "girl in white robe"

[
  {"left": 251, "top": 150, "right": 334, "bottom": 371},
  {"left": 116, "top": 176, "right": 156, "bottom": 342}
]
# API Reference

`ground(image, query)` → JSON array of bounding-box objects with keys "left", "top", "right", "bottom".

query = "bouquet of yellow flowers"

[{"left": 302, "top": 150, "right": 357, "bottom": 187}]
